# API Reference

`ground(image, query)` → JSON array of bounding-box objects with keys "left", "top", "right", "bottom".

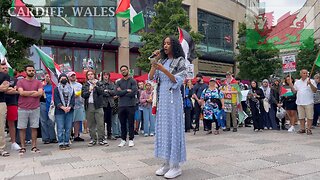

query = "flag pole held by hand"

[{"left": 310, "top": 50, "right": 320, "bottom": 78}]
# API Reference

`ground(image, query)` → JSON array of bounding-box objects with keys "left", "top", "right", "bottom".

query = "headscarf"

[{"left": 57, "top": 73, "right": 73, "bottom": 107}]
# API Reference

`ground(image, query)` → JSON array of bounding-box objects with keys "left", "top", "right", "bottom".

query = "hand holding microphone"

[{"left": 149, "top": 49, "right": 162, "bottom": 61}]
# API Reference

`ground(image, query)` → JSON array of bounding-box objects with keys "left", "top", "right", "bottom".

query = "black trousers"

[
  {"left": 118, "top": 106, "right": 135, "bottom": 141},
  {"left": 194, "top": 102, "right": 201, "bottom": 129},
  {"left": 103, "top": 105, "right": 113, "bottom": 136},
  {"left": 203, "top": 119, "right": 219, "bottom": 131},
  {"left": 250, "top": 104, "right": 263, "bottom": 130},
  {"left": 184, "top": 107, "right": 192, "bottom": 131}
]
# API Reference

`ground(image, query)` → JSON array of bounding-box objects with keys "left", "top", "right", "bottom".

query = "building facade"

[{"left": 28, "top": 0, "right": 259, "bottom": 77}]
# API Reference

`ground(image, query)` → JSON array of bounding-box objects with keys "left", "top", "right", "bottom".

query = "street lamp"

[{"left": 202, "top": 22, "right": 209, "bottom": 53}]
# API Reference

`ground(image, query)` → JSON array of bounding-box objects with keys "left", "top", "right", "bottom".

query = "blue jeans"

[
  {"left": 112, "top": 114, "right": 121, "bottom": 136},
  {"left": 55, "top": 112, "right": 73, "bottom": 145},
  {"left": 40, "top": 102, "right": 56, "bottom": 142},
  {"left": 142, "top": 106, "right": 155, "bottom": 135},
  {"left": 313, "top": 103, "right": 320, "bottom": 126}
]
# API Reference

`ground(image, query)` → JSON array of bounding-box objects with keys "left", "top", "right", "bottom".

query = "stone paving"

[{"left": 2, "top": 127, "right": 320, "bottom": 180}]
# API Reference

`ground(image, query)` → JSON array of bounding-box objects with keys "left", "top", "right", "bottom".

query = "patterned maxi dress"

[{"left": 152, "top": 58, "right": 186, "bottom": 165}]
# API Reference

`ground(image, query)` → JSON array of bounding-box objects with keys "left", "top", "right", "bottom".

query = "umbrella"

[
  {"left": 135, "top": 73, "right": 149, "bottom": 82},
  {"left": 109, "top": 72, "right": 123, "bottom": 82}
]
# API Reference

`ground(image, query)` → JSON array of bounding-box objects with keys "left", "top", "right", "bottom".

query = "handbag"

[
  {"left": 48, "top": 101, "right": 55, "bottom": 122},
  {"left": 276, "top": 107, "right": 286, "bottom": 119}
]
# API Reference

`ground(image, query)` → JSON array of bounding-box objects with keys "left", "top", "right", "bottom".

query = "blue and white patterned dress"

[{"left": 152, "top": 58, "right": 186, "bottom": 165}]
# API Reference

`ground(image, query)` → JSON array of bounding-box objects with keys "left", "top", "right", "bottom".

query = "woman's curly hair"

[{"left": 160, "top": 36, "right": 185, "bottom": 59}]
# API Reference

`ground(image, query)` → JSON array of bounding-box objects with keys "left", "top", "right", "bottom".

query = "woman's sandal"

[
  {"left": 306, "top": 129, "right": 312, "bottom": 135},
  {"left": 19, "top": 148, "right": 26, "bottom": 155},
  {"left": 297, "top": 129, "right": 306, "bottom": 134},
  {"left": 31, "top": 147, "right": 41, "bottom": 153},
  {"left": 1, "top": 151, "right": 10, "bottom": 157}
]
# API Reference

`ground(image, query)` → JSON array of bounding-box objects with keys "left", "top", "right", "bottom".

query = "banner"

[
  {"left": 186, "top": 64, "right": 194, "bottom": 79},
  {"left": 282, "top": 55, "right": 296, "bottom": 73}
]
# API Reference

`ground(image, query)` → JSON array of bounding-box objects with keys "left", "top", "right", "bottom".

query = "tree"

[
  {"left": 236, "top": 22, "right": 281, "bottom": 81},
  {"left": 136, "top": 0, "right": 203, "bottom": 72},
  {"left": 295, "top": 37, "right": 319, "bottom": 77},
  {"left": 0, "top": 0, "right": 41, "bottom": 72}
]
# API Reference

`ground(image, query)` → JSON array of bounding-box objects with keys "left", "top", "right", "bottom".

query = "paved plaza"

[{"left": 2, "top": 127, "right": 320, "bottom": 180}]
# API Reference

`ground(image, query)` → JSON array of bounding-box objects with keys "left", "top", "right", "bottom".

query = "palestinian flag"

[
  {"left": 281, "top": 86, "right": 294, "bottom": 97},
  {"left": 0, "top": 41, "right": 14, "bottom": 77},
  {"left": 34, "top": 45, "right": 61, "bottom": 87},
  {"left": 10, "top": 0, "right": 41, "bottom": 40},
  {"left": 178, "top": 27, "right": 196, "bottom": 64},
  {"left": 116, "top": 0, "right": 145, "bottom": 34}
]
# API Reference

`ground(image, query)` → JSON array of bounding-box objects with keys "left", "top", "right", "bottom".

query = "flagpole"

[{"left": 310, "top": 50, "right": 320, "bottom": 78}]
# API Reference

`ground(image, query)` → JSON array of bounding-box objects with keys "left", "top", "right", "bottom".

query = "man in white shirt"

[{"left": 289, "top": 69, "right": 317, "bottom": 135}]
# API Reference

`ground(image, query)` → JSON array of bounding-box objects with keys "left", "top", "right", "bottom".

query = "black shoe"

[
  {"left": 185, "top": 130, "right": 191, "bottom": 133},
  {"left": 44, "top": 141, "right": 50, "bottom": 144},
  {"left": 245, "top": 125, "right": 252, "bottom": 127},
  {"left": 233, "top": 128, "right": 238, "bottom": 132},
  {"left": 59, "top": 145, "right": 66, "bottom": 150},
  {"left": 223, "top": 128, "right": 231, "bottom": 131},
  {"left": 74, "top": 137, "right": 84, "bottom": 142},
  {"left": 64, "top": 144, "right": 71, "bottom": 150},
  {"left": 50, "top": 139, "right": 58, "bottom": 143},
  {"left": 134, "top": 131, "right": 139, "bottom": 135},
  {"left": 107, "top": 135, "right": 117, "bottom": 140},
  {"left": 281, "top": 126, "right": 288, "bottom": 130},
  {"left": 204, "top": 128, "right": 208, "bottom": 131}
]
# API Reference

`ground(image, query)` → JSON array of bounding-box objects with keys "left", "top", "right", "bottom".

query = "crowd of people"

[{"left": 0, "top": 38, "right": 319, "bottom": 179}]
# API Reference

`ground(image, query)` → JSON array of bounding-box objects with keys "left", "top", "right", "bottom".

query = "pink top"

[
  {"left": 17, "top": 78, "right": 43, "bottom": 110},
  {"left": 139, "top": 90, "right": 153, "bottom": 107}
]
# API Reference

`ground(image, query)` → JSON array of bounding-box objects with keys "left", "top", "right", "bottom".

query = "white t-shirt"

[{"left": 294, "top": 78, "right": 316, "bottom": 105}]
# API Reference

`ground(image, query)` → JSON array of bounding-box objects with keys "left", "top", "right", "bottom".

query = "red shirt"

[{"left": 16, "top": 78, "right": 43, "bottom": 110}]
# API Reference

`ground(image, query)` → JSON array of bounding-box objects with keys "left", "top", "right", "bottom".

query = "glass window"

[
  {"left": 74, "top": 48, "right": 88, "bottom": 72},
  {"left": 56, "top": 48, "right": 73, "bottom": 71},
  {"left": 89, "top": 50, "right": 103, "bottom": 73},
  {"left": 198, "top": 9, "right": 234, "bottom": 52},
  {"left": 129, "top": 53, "right": 140, "bottom": 75},
  {"left": 103, "top": 52, "right": 116, "bottom": 73}
]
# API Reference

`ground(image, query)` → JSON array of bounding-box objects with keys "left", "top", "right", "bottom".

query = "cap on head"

[
  {"left": 262, "top": 79, "right": 269, "bottom": 83},
  {"left": 67, "top": 71, "right": 76, "bottom": 77}
]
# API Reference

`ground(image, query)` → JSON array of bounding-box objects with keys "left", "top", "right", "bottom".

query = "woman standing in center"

[
  {"left": 248, "top": 80, "right": 265, "bottom": 132},
  {"left": 54, "top": 74, "right": 75, "bottom": 150},
  {"left": 149, "top": 36, "right": 187, "bottom": 179}
]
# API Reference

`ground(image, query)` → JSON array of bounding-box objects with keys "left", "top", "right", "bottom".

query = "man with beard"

[
  {"left": 16, "top": 65, "right": 43, "bottom": 155},
  {"left": 0, "top": 62, "right": 10, "bottom": 156},
  {"left": 116, "top": 65, "right": 137, "bottom": 147},
  {"left": 2, "top": 63, "right": 21, "bottom": 150},
  {"left": 192, "top": 73, "right": 208, "bottom": 131}
]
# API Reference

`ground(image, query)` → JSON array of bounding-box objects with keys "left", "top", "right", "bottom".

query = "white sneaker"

[
  {"left": 118, "top": 140, "right": 126, "bottom": 147},
  {"left": 150, "top": 133, "right": 154, "bottom": 137},
  {"left": 288, "top": 126, "right": 295, "bottom": 132},
  {"left": 128, "top": 140, "right": 134, "bottom": 147},
  {"left": 164, "top": 167, "right": 182, "bottom": 179},
  {"left": 155, "top": 164, "right": 170, "bottom": 176},
  {"left": 11, "top": 142, "right": 21, "bottom": 151}
]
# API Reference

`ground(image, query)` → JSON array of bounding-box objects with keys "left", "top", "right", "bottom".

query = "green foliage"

[
  {"left": 236, "top": 22, "right": 281, "bottom": 81},
  {"left": 0, "top": 0, "right": 42, "bottom": 72},
  {"left": 137, "top": 0, "right": 203, "bottom": 72},
  {"left": 295, "top": 38, "right": 319, "bottom": 78}
]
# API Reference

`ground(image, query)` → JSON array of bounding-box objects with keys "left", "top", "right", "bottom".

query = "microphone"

[{"left": 148, "top": 49, "right": 163, "bottom": 60}]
